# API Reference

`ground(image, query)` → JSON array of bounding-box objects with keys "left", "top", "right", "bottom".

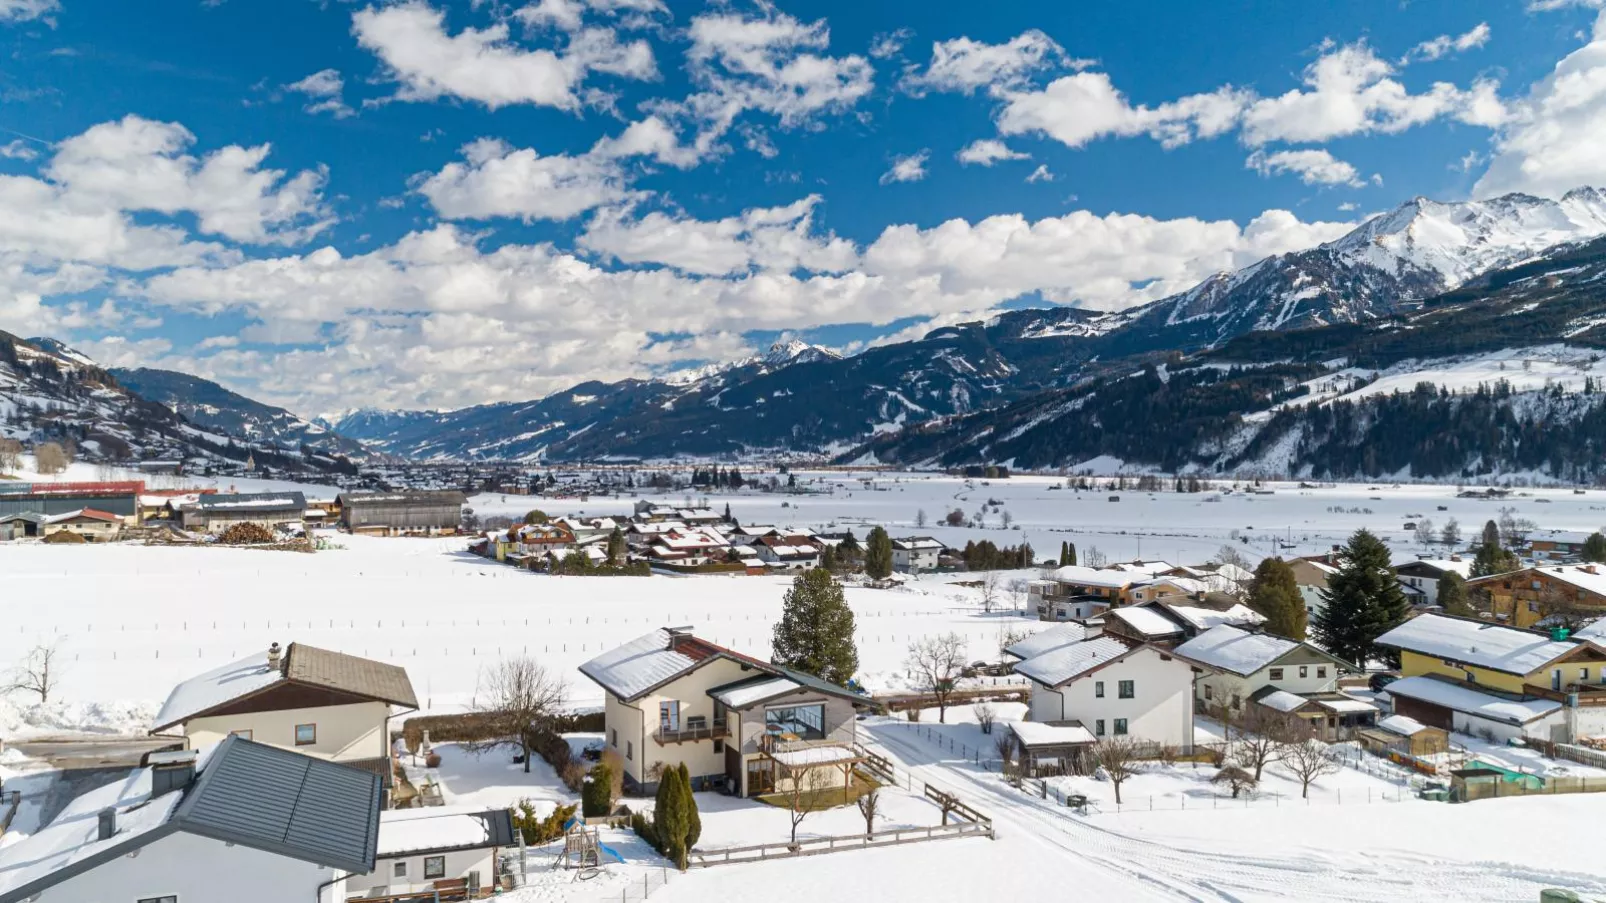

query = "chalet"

[
  {"left": 754, "top": 534, "right": 820, "bottom": 570},
  {"left": 580, "top": 627, "right": 866, "bottom": 797},
  {"left": 1172, "top": 624, "right": 1355, "bottom": 715},
  {"left": 193, "top": 491, "right": 308, "bottom": 534},
  {"left": 1158, "top": 562, "right": 1254, "bottom": 596},
  {"left": 348, "top": 806, "right": 517, "bottom": 898},
  {"left": 1466, "top": 564, "right": 1606, "bottom": 628},
  {"left": 1028, "top": 583, "right": 1109, "bottom": 622},
  {"left": 0, "top": 480, "right": 144, "bottom": 526},
  {"left": 1100, "top": 596, "right": 1265, "bottom": 646},
  {"left": 1375, "top": 613, "right": 1606, "bottom": 742},
  {"left": 0, "top": 736, "right": 380, "bottom": 903},
  {"left": 1526, "top": 530, "right": 1595, "bottom": 562},
  {"left": 890, "top": 537, "right": 945, "bottom": 572},
  {"left": 1394, "top": 558, "right": 1472, "bottom": 607},
  {"left": 1246, "top": 687, "right": 1378, "bottom": 741},
  {"left": 1014, "top": 635, "right": 1196, "bottom": 749},
  {"left": 151, "top": 642, "right": 418, "bottom": 801},
  {"left": 338, "top": 490, "right": 467, "bottom": 536},
  {"left": 42, "top": 508, "right": 123, "bottom": 541},
  {"left": 516, "top": 521, "right": 577, "bottom": 556}
]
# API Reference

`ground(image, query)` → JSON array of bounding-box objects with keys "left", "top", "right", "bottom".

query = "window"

[
  {"left": 1298, "top": 666, "right": 1308, "bottom": 679},
  {"left": 659, "top": 700, "right": 681, "bottom": 734},
  {"left": 610, "top": 729, "right": 617, "bottom": 748},
  {"left": 1528, "top": 601, "right": 1540, "bottom": 614},
  {"left": 1203, "top": 685, "right": 1213, "bottom": 700},
  {"left": 1118, "top": 680, "right": 1134, "bottom": 699},
  {"left": 1094, "top": 681, "right": 1105, "bottom": 698},
  {"left": 393, "top": 862, "right": 408, "bottom": 878},
  {"left": 1584, "top": 668, "right": 1592, "bottom": 682},
  {"left": 229, "top": 729, "right": 252, "bottom": 741},
  {"left": 713, "top": 739, "right": 724, "bottom": 754},
  {"left": 1094, "top": 719, "right": 1106, "bottom": 736},
  {"left": 626, "top": 741, "right": 633, "bottom": 761},
  {"left": 1269, "top": 668, "right": 1284, "bottom": 680},
  {"left": 1316, "top": 666, "right": 1327, "bottom": 679},
  {"left": 1113, "top": 719, "right": 1128, "bottom": 736},
  {"left": 1231, "top": 694, "right": 1241, "bottom": 709},
  {"left": 765, "top": 704, "right": 826, "bottom": 740},
  {"left": 424, "top": 856, "right": 446, "bottom": 880},
  {"left": 294, "top": 724, "right": 316, "bottom": 746}
]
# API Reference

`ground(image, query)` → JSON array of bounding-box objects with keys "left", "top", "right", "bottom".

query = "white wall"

[
  {"left": 351, "top": 847, "right": 496, "bottom": 897},
  {"left": 36, "top": 830, "right": 347, "bottom": 903},
  {"left": 185, "top": 700, "right": 390, "bottom": 762},
  {"left": 1196, "top": 660, "right": 1339, "bottom": 709},
  {"left": 603, "top": 657, "right": 755, "bottom": 788},
  {"left": 1029, "top": 647, "right": 1194, "bottom": 749}
]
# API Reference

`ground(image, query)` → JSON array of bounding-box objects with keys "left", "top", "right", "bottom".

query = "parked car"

[{"left": 1369, "top": 672, "right": 1400, "bottom": 693}]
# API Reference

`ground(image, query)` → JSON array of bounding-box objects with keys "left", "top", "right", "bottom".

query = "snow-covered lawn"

[{"left": 399, "top": 741, "right": 575, "bottom": 814}]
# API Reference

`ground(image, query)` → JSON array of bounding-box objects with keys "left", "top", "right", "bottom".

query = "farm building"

[
  {"left": 0, "top": 480, "right": 144, "bottom": 525},
  {"left": 193, "top": 492, "right": 308, "bottom": 534},
  {"left": 42, "top": 508, "right": 124, "bottom": 541},
  {"left": 0, "top": 512, "right": 44, "bottom": 540},
  {"left": 337, "top": 490, "right": 467, "bottom": 536}
]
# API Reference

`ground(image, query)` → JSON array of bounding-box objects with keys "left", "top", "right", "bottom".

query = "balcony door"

[{"left": 660, "top": 700, "right": 681, "bottom": 734}]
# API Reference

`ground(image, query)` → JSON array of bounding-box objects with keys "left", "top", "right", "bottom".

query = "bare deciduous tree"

[
  {"left": 973, "top": 702, "right": 996, "bottom": 735},
  {"left": 1414, "top": 518, "right": 1436, "bottom": 547},
  {"left": 1083, "top": 546, "right": 1108, "bottom": 569},
  {"left": 980, "top": 571, "right": 1001, "bottom": 613},
  {"left": 1090, "top": 736, "right": 1140, "bottom": 805},
  {"left": 1232, "top": 706, "right": 1298, "bottom": 781},
  {"left": 465, "top": 657, "right": 567, "bottom": 773},
  {"left": 915, "top": 508, "right": 927, "bottom": 528},
  {"left": 5, "top": 642, "right": 62, "bottom": 703},
  {"left": 33, "top": 442, "right": 67, "bottom": 476},
  {"left": 1276, "top": 737, "right": 1339, "bottom": 799},
  {"left": 783, "top": 764, "right": 837, "bottom": 844},
  {"left": 994, "top": 730, "right": 1016, "bottom": 775},
  {"left": 0, "top": 438, "right": 22, "bottom": 473},
  {"left": 1440, "top": 518, "right": 1462, "bottom": 548},
  {"left": 855, "top": 784, "right": 880, "bottom": 837},
  {"left": 1000, "top": 509, "right": 1014, "bottom": 529},
  {"left": 905, "top": 633, "right": 967, "bottom": 724},
  {"left": 1211, "top": 765, "right": 1257, "bottom": 799}
]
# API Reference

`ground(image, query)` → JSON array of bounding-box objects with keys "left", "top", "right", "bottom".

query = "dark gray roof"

[
  {"left": 195, "top": 491, "right": 308, "bottom": 513},
  {"left": 337, "top": 490, "right": 467, "bottom": 506},
  {"left": 173, "top": 736, "right": 381, "bottom": 874},
  {"left": 287, "top": 643, "right": 419, "bottom": 709}
]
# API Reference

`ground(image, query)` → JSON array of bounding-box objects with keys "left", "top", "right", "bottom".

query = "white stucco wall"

[
  {"left": 351, "top": 847, "right": 497, "bottom": 897},
  {"left": 184, "top": 700, "right": 390, "bottom": 762},
  {"left": 603, "top": 657, "right": 759, "bottom": 788},
  {"left": 1196, "top": 662, "right": 1339, "bottom": 709},
  {"left": 1028, "top": 647, "right": 1195, "bottom": 749},
  {"left": 34, "top": 830, "right": 348, "bottom": 903}
]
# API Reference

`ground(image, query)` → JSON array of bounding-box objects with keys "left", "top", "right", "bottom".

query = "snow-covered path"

[{"left": 862, "top": 721, "right": 1606, "bottom": 902}]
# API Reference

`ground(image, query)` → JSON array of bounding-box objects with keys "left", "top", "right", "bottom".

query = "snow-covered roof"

[
  {"left": 1377, "top": 714, "right": 1431, "bottom": 736},
  {"left": 579, "top": 629, "right": 731, "bottom": 701},
  {"left": 1394, "top": 558, "right": 1473, "bottom": 578},
  {"left": 1143, "top": 576, "right": 1211, "bottom": 596},
  {"left": 1009, "top": 720, "right": 1096, "bottom": 748},
  {"left": 1383, "top": 676, "right": 1561, "bottom": 725},
  {"left": 153, "top": 643, "right": 417, "bottom": 732},
  {"left": 1375, "top": 613, "right": 1580, "bottom": 676},
  {"left": 1106, "top": 606, "right": 1182, "bottom": 637},
  {"left": 1003, "top": 623, "right": 1089, "bottom": 660},
  {"left": 1013, "top": 636, "right": 1135, "bottom": 687},
  {"left": 195, "top": 492, "right": 307, "bottom": 513},
  {"left": 770, "top": 745, "right": 860, "bottom": 768},
  {"left": 1312, "top": 696, "right": 1378, "bottom": 714},
  {"left": 377, "top": 806, "right": 511, "bottom": 856},
  {"left": 711, "top": 676, "right": 800, "bottom": 709},
  {"left": 1046, "top": 566, "right": 1139, "bottom": 589},
  {"left": 1256, "top": 689, "right": 1309, "bottom": 713},
  {"left": 43, "top": 508, "right": 120, "bottom": 524},
  {"left": 1575, "top": 618, "right": 1606, "bottom": 642},
  {"left": 1533, "top": 565, "right": 1606, "bottom": 598},
  {"left": 891, "top": 537, "right": 944, "bottom": 551},
  {"left": 152, "top": 653, "right": 283, "bottom": 730},
  {"left": 1105, "top": 560, "right": 1176, "bottom": 576},
  {"left": 1165, "top": 603, "right": 1265, "bottom": 631},
  {"left": 1172, "top": 625, "right": 1303, "bottom": 676}
]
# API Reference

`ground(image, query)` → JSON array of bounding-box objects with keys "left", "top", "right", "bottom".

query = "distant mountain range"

[{"left": 11, "top": 188, "right": 1606, "bottom": 480}]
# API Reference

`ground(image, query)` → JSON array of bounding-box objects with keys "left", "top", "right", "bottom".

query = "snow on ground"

[
  {"left": 400, "top": 741, "right": 575, "bottom": 815},
  {"left": 1, "top": 455, "right": 341, "bottom": 497}
]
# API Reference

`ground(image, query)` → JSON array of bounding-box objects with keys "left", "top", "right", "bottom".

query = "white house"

[
  {"left": 0, "top": 736, "right": 381, "bottom": 903},
  {"left": 890, "top": 537, "right": 945, "bottom": 572},
  {"left": 151, "top": 642, "right": 418, "bottom": 802},
  {"left": 1172, "top": 624, "right": 1355, "bottom": 713},
  {"left": 1013, "top": 635, "right": 1196, "bottom": 749},
  {"left": 348, "top": 806, "right": 516, "bottom": 898},
  {"left": 1393, "top": 558, "right": 1473, "bottom": 607}
]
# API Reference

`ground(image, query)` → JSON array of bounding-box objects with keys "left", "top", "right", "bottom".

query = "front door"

[{"left": 747, "top": 758, "right": 775, "bottom": 796}]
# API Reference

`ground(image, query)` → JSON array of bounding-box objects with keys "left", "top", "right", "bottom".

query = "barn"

[
  {"left": 193, "top": 492, "right": 308, "bottom": 534},
  {"left": 0, "top": 481, "right": 145, "bottom": 525},
  {"left": 337, "top": 490, "right": 466, "bottom": 536}
]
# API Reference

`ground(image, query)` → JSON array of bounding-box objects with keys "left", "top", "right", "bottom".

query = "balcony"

[
  {"left": 1522, "top": 683, "right": 1606, "bottom": 708},
  {"left": 654, "top": 718, "right": 728, "bottom": 745}
]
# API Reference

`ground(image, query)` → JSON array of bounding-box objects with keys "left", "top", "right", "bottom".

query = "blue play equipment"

[{"left": 559, "top": 816, "right": 624, "bottom": 871}]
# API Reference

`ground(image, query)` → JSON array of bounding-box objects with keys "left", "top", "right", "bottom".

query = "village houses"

[
  {"left": 1171, "top": 624, "right": 1366, "bottom": 736},
  {"left": 1012, "top": 633, "right": 1197, "bottom": 752}
]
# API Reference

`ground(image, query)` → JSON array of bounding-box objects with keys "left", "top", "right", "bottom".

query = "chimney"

[
  {"left": 266, "top": 642, "right": 282, "bottom": 671},
  {"left": 666, "top": 625, "right": 696, "bottom": 651},
  {"left": 97, "top": 807, "right": 116, "bottom": 841}
]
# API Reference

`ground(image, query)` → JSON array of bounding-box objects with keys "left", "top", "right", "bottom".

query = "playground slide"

[{"left": 595, "top": 841, "right": 626, "bottom": 864}]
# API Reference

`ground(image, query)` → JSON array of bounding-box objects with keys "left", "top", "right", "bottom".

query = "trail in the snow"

[{"left": 864, "top": 722, "right": 1606, "bottom": 903}]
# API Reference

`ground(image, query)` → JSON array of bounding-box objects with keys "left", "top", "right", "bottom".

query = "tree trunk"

[{"left": 523, "top": 739, "right": 532, "bottom": 773}]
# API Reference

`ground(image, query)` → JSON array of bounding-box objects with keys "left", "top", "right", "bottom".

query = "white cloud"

[
  {"left": 415, "top": 137, "right": 629, "bottom": 222},
  {"left": 579, "top": 195, "right": 858, "bottom": 276},
  {"left": 1246, "top": 148, "right": 1367, "bottom": 187},
  {"left": 352, "top": 0, "right": 656, "bottom": 112},
  {"left": 0, "top": 139, "right": 40, "bottom": 161},
  {"left": 285, "top": 68, "right": 355, "bottom": 119},
  {"left": 0, "top": 0, "right": 57, "bottom": 23},
  {"left": 1025, "top": 164, "right": 1054, "bottom": 183},
  {"left": 1526, "top": 0, "right": 1603, "bottom": 10},
  {"left": 956, "top": 139, "right": 1028, "bottom": 166},
  {"left": 1405, "top": 23, "right": 1491, "bottom": 63},
  {"left": 1240, "top": 40, "right": 1505, "bottom": 145},
  {"left": 879, "top": 150, "right": 928, "bottom": 185},
  {"left": 1476, "top": 12, "right": 1606, "bottom": 199},
  {"left": 902, "top": 29, "right": 1072, "bottom": 95},
  {"left": 44, "top": 115, "right": 332, "bottom": 245},
  {"left": 997, "top": 72, "right": 1250, "bottom": 149},
  {"left": 869, "top": 28, "right": 911, "bottom": 60},
  {"left": 517, "top": 0, "right": 665, "bottom": 30}
]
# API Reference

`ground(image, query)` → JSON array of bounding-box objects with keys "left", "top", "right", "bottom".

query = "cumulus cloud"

[
  {"left": 516, "top": 0, "right": 666, "bottom": 31},
  {"left": 352, "top": 0, "right": 656, "bottom": 111},
  {"left": 1404, "top": 23, "right": 1491, "bottom": 63},
  {"left": 578, "top": 195, "right": 858, "bottom": 276},
  {"left": 869, "top": 27, "right": 911, "bottom": 60},
  {"left": 1476, "top": 12, "right": 1606, "bottom": 199},
  {"left": 415, "top": 138, "right": 629, "bottom": 222},
  {"left": 1025, "top": 164, "right": 1054, "bottom": 183},
  {"left": 0, "top": 139, "right": 40, "bottom": 161},
  {"left": 1246, "top": 148, "right": 1368, "bottom": 187},
  {"left": 285, "top": 68, "right": 355, "bottom": 119},
  {"left": 0, "top": 0, "right": 57, "bottom": 23},
  {"left": 879, "top": 150, "right": 929, "bottom": 184},
  {"left": 902, "top": 29, "right": 1074, "bottom": 95},
  {"left": 997, "top": 72, "right": 1249, "bottom": 149},
  {"left": 956, "top": 139, "right": 1028, "bottom": 166}
]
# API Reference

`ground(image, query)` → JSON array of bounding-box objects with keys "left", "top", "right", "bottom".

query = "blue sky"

[{"left": 3, "top": 0, "right": 1606, "bottom": 416}]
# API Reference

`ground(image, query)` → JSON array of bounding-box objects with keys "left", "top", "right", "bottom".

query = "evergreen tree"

[
  {"left": 582, "top": 761, "right": 613, "bottom": 817},
  {"left": 1584, "top": 532, "right": 1606, "bottom": 564},
  {"left": 1059, "top": 541, "right": 1069, "bottom": 566},
  {"left": 839, "top": 530, "right": 861, "bottom": 558},
  {"left": 1312, "top": 529, "right": 1410, "bottom": 669},
  {"left": 1437, "top": 572, "right": 1473, "bottom": 617},
  {"left": 771, "top": 568, "right": 860, "bottom": 685},
  {"left": 656, "top": 766, "right": 690, "bottom": 868},
  {"left": 1065, "top": 542, "right": 1077, "bottom": 567},
  {"left": 1247, "top": 557, "right": 1308, "bottom": 640},
  {"left": 679, "top": 762, "right": 701, "bottom": 848},
  {"left": 606, "top": 527, "right": 626, "bottom": 566},
  {"left": 819, "top": 542, "right": 838, "bottom": 572},
  {"left": 864, "top": 526, "right": 893, "bottom": 580},
  {"left": 1470, "top": 519, "right": 1520, "bottom": 577}
]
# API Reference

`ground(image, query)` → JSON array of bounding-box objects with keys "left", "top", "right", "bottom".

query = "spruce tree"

[
  {"left": 1437, "top": 572, "right": 1472, "bottom": 617},
  {"left": 819, "top": 542, "right": 838, "bottom": 572},
  {"left": 1059, "top": 541, "right": 1069, "bottom": 566},
  {"left": 679, "top": 762, "right": 701, "bottom": 848},
  {"left": 1470, "top": 519, "right": 1520, "bottom": 577},
  {"left": 864, "top": 526, "right": 893, "bottom": 579},
  {"left": 771, "top": 568, "right": 859, "bottom": 685},
  {"left": 1584, "top": 532, "right": 1606, "bottom": 564},
  {"left": 606, "top": 527, "right": 626, "bottom": 566},
  {"left": 1247, "top": 557, "right": 1307, "bottom": 640},
  {"left": 1065, "top": 542, "right": 1077, "bottom": 567},
  {"left": 1312, "top": 529, "right": 1410, "bottom": 668}
]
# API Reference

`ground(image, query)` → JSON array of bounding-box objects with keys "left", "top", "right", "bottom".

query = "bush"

[
  {"left": 513, "top": 799, "right": 576, "bottom": 845},
  {"left": 218, "top": 522, "right": 276, "bottom": 544},
  {"left": 630, "top": 810, "right": 658, "bottom": 850},
  {"left": 583, "top": 762, "right": 614, "bottom": 817},
  {"left": 42, "top": 530, "right": 86, "bottom": 544},
  {"left": 679, "top": 763, "right": 700, "bottom": 849}
]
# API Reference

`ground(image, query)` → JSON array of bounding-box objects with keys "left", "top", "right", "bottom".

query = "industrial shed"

[
  {"left": 337, "top": 490, "right": 467, "bottom": 536},
  {"left": 193, "top": 492, "right": 308, "bottom": 534}
]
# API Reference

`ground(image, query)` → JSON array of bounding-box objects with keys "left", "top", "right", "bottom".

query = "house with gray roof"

[
  {"left": 0, "top": 735, "right": 381, "bottom": 903},
  {"left": 1013, "top": 634, "right": 1196, "bottom": 750},
  {"left": 152, "top": 642, "right": 417, "bottom": 802},
  {"left": 192, "top": 491, "right": 308, "bottom": 534}
]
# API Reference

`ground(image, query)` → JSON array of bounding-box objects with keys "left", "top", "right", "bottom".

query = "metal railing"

[{"left": 653, "top": 720, "right": 727, "bottom": 744}]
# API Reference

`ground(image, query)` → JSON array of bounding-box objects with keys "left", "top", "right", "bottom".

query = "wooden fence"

[
  {"left": 876, "top": 686, "right": 1029, "bottom": 713},
  {"left": 687, "top": 822, "right": 993, "bottom": 867}
]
